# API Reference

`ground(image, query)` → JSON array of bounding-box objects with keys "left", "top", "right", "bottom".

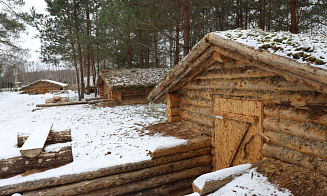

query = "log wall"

[
  {"left": 166, "top": 93, "right": 181, "bottom": 122},
  {"left": 177, "top": 59, "right": 327, "bottom": 175},
  {"left": 24, "top": 82, "right": 63, "bottom": 94},
  {"left": 0, "top": 137, "right": 212, "bottom": 196}
]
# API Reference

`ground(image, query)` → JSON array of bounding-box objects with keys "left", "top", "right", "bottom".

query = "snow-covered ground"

[
  {"left": 0, "top": 91, "right": 293, "bottom": 195},
  {"left": 0, "top": 91, "right": 186, "bottom": 187}
]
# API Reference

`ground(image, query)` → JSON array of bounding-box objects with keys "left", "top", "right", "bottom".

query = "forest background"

[{"left": 1, "top": 0, "right": 327, "bottom": 100}]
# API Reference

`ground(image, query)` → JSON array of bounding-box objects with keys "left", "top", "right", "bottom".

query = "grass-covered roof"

[{"left": 99, "top": 68, "right": 171, "bottom": 90}]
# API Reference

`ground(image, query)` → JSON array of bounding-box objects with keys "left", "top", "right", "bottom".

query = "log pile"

[{"left": 0, "top": 136, "right": 212, "bottom": 196}]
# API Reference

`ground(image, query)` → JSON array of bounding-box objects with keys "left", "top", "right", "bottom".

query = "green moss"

[
  {"left": 273, "top": 38, "right": 283, "bottom": 43},
  {"left": 315, "top": 59, "right": 326, "bottom": 65}
]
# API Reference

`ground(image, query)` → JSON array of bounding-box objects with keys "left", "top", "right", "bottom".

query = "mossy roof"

[
  {"left": 99, "top": 68, "right": 171, "bottom": 90},
  {"left": 20, "top": 79, "right": 68, "bottom": 90}
]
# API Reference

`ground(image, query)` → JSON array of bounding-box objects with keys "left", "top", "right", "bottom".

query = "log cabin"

[
  {"left": 148, "top": 29, "right": 327, "bottom": 175},
  {"left": 20, "top": 79, "right": 68, "bottom": 94},
  {"left": 98, "top": 68, "right": 170, "bottom": 105}
]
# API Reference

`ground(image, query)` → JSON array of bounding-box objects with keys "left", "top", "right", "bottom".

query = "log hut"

[
  {"left": 148, "top": 29, "right": 327, "bottom": 175},
  {"left": 98, "top": 68, "right": 170, "bottom": 105},
  {"left": 20, "top": 79, "right": 68, "bottom": 94}
]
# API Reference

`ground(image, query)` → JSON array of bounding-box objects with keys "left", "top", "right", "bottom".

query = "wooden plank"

[
  {"left": 20, "top": 123, "right": 53, "bottom": 158},
  {"left": 167, "top": 107, "right": 179, "bottom": 116},
  {"left": 215, "top": 111, "right": 258, "bottom": 124},
  {"left": 17, "top": 129, "right": 72, "bottom": 147},
  {"left": 180, "top": 111, "right": 214, "bottom": 128},
  {"left": 167, "top": 100, "right": 180, "bottom": 108}
]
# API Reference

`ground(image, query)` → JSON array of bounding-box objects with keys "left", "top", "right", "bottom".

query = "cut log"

[
  {"left": 118, "top": 177, "right": 195, "bottom": 196},
  {"left": 0, "top": 147, "right": 211, "bottom": 195},
  {"left": 166, "top": 93, "right": 180, "bottom": 102},
  {"left": 192, "top": 163, "right": 252, "bottom": 195},
  {"left": 184, "top": 77, "right": 312, "bottom": 92},
  {"left": 264, "top": 105, "right": 327, "bottom": 126},
  {"left": 168, "top": 116, "right": 181, "bottom": 123},
  {"left": 17, "top": 129, "right": 72, "bottom": 147},
  {"left": 0, "top": 146, "right": 73, "bottom": 179},
  {"left": 167, "top": 100, "right": 180, "bottom": 108},
  {"left": 181, "top": 96, "right": 213, "bottom": 108},
  {"left": 76, "top": 167, "right": 210, "bottom": 196},
  {"left": 23, "top": 155, "right": 211, "bottom": 196},
  {"left": 19, "top": 123, "right": 53, "bottom": 158},
  {"left": 263, "top": 117, "right": 326, "bottom": 142},
  {"left": 149, "top": 136, "right": 211, "bottom": 158},
  {"left": 264, "top": 130, "right": 327, "bottom": 159},
  {"left": 181, "top": 119, "right": 214, "bottom": 137},
  {"left": 180, "top": 111, "right": 214, "bottom": 128},
  {"left": 167, "top": 107, "right": 179, "bottom": 116},
  {"left": 263, "top": 143, "right": 327, "bottom": 176}
]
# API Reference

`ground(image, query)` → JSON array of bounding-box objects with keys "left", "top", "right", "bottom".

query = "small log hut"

[
  {"left": 98, "top": 68, "right": 170, "bottom": 105},
  {"left": 148, "top": 29, "right": 327, "bottom": 175},
  {"left": 20, "top": 80, "right": 68, "bottom": 94}
]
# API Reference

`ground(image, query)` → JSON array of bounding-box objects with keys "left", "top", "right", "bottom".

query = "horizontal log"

[
  {"left": 76, "top": 167, "right": 210, "bottom": 196},
  {"left": 168, "top": 116, "right": 181, "bottom": 123},
  {"left": 184, "top": 77, "right": 312, "bottom": 92},
  {"left": 264, "top": 105, "right": 327, "bottom": 126},
  {"left": 263, "top": 143, "right": 327, "bottom": 176},
  {"left": 17, "top": 129, "right": 72, "bottom": 147},
  {"left": 23, "top": 155, "right": 212, "bottom": 196},
  {"left": 263, "top": 117, "right": 326, "bottom": 142},
  {"left": 0, "top": 146, "right": 72, "bottom": 179},
  {"left": 181, "top": 103, "right": 214, "bottom": 116},
  {"left": 117, "top": 177, "right": 195, "bottom": 196},
  {"left": 180, "top": 111, "right": 214, "bottom": 128},
  {"left": 181, "top": 96, "right": 213, "bottom": 108},
  {"left": 167, "top": 107, "right": 179, "bottom": 116},
  {"left": 196, "top": 67, "right": 277, "bottom": 80},
  {"left": 149, "top": 137, "right": 211, "bottom": 158},
  {"left": 265, "top": 130, "right": 327, "bottom": 159},
  {"left": 0, "top": 147, "right": 211, "bottom": 195},
  {"left": 181, "top": 119, "right": 214, "bottom": 137},
  {"left": 180, "top": 89, "right": 212, "bottom": 100}
]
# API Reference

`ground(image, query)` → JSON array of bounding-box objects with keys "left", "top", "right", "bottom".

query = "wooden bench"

[{"left": 19, "top": 123, "right": 53, "bottom": 158}]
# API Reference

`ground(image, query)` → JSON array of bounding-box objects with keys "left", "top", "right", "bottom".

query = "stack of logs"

[
  {"left": 0, "top": 136, "right": 212, "bottom": 196},
  {"left": 0, "top": 129, "right": 73, "bottom": 179},
  {"left": 263, "top": 105, "right": 327, "bottom": 176},
  {"left": 166, "top": 93, "right": 181, "bottom": 123}
]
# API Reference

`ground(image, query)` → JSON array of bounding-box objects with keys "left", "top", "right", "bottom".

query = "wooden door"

[{"left": 214, "top": 96, "right": 263, "bottom": 170}]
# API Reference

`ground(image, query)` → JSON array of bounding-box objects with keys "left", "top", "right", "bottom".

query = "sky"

[{"left": 20, "top": 0, "right": 48, "bottom": 63}]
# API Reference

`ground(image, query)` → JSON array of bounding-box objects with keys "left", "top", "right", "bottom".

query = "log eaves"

[{"left": 148, "top": 33, "right": 327, "bottom": 101}]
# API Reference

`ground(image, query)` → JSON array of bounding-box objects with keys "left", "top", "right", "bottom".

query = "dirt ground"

[
  {"left": 142, "top": 123, "right": 327, "bottom": 196},
  {"left": 254, "top": 158, "right": 327, "bottom": 196}
]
